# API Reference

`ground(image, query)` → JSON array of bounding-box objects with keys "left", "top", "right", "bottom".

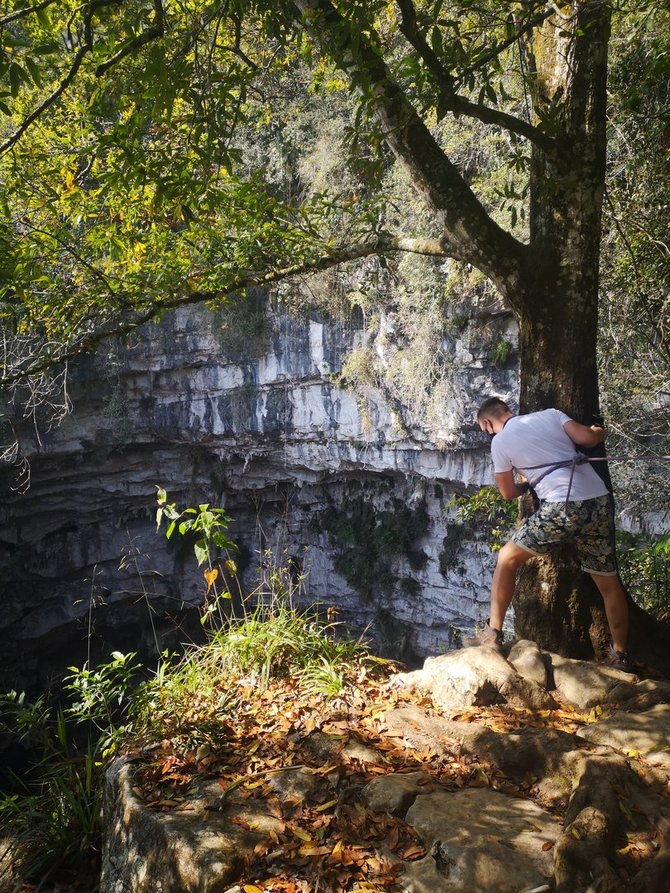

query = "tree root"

[
  {"left": 554, "top": 804, "right": 624, "bottom": 892},
  {"left": 553, "top": 752, "right": 666, "bottom": 892}
]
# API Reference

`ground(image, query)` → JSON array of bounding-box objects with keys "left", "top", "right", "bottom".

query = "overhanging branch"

[
  {"left": 0, "top": 50, "right": 90, "bottom": 158},
  {"left": 0, "top": 234, "right": 449, "bottom": 386},
  {"left": 0, "top": 0, "right": 58, "bottom": 27},
  {"left": 95, "top": 0, "right": 165, "bottom": 76},
  {"left": 396, "top": 0, "right": 558, "bottom": 152},
  {"left": 292, "top": 0, "right": 528, "bottom": 294},
  {"left": 0, "top": 0, "right": 122, "bottom": 158}
]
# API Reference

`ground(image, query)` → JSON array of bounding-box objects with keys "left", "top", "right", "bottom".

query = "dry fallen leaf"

[{"left": 290, "top": 826, "right": 313, "bottom": 843}]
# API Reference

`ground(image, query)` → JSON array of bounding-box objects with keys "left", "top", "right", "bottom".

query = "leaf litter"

[{"left": 129, "top": 659, "right": 664, "bottom": 891}]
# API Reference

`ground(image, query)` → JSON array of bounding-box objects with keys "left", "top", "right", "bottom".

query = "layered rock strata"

[{"left": 0, "top": 296, "right": 517, "bottom": 690}]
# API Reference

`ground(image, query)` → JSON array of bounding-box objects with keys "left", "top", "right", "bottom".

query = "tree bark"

[{"left": 509, "top": 2, "right": 670, "bottom": 673}]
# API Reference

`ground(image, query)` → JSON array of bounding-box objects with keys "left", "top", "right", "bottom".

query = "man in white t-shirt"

[{"left": 468, "top": 397, "right": 631, "bottom": 672}]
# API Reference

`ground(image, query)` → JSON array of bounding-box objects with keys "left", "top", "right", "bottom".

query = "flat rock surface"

[
  {"left": 576, "top": 702, "right": 670, "bottom": 769},
  {"left": 402, "top": 787, "right": 558, "bottom": 892},
  {"left": 102, "top": 645, "right": 670, "bottom": 893}
]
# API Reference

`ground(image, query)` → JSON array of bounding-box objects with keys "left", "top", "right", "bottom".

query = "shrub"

[{"left": 617, "top": 531, "right": 670, "bottom": 621}]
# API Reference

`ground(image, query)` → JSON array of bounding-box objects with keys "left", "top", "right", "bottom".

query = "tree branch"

[
  {"left": 226, "top": 14, "right": 260, "bottom": 72},
  {"left": 0, "top": 0, "right": 58, "bottom": 27},
  {"left": 439, "top": 93, "right": 557, "bottom": 148},
  {"left": 291, "top": 0, "right": 528, "bottom": 297},
  {"left": 0, "top": 0, "right": 121, "bottom": 158},
  {"left": 395, "top": 0, "right": 558, "bottom": 151},
  {"left": 0, "top": 235, "right": 449, "bottom": 385},
  {"left": 453, "top": 4, "right": 556, "bottom": 87},
  {"left": 0, "top": 50, "right": 90, "bottom": 158},
  {"left": 21, "top": 221, "right": 124, "bottom": 303},
  {"left": 95, "top": 0, "right": 165, "bottom": 76},
  {"left": 396, "top": 0, "right": 455, "bottom": 91}
]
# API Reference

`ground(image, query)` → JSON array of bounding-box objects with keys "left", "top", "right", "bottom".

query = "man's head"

[{"left": 477, "top": 397, "right": 513, "bottom": 436}]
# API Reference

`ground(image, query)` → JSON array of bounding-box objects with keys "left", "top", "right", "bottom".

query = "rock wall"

[{"left": 0, "top": 286, "right": 518, "bottom": 690}]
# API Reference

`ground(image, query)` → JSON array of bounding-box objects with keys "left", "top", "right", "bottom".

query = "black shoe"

[
  {"left": 604, "top": 646, "right": 634, "bottom": 673},
  {"left": 465, "top": 621, "right": 504, "bottom": 650}
]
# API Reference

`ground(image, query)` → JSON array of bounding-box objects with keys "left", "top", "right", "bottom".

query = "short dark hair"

[{"left": 477, "top": 397, "right": 511, "bottom": 423}]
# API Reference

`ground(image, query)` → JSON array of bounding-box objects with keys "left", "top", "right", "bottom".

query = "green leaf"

[
  {"left": 194, "top": 542, "right": 209, "bottom": 566},
  {"left": 25, "top": 57, "right": 42, "bottom": 88},
  {"left": 9, "top": 63, "right": 25, "bottom": 97},
  {"left": 212, "top": 530, "right": 236, "bottom": 550},
  {"left": 36, "top": 7, "right": 52, "bottom": 29},
  {"left": 33, "top": 42, "right": 61, "bottom": 55}
]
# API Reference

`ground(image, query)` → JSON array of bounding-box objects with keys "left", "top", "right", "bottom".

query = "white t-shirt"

[{"left": 490, "top": 409, "right": 609, "bottom": 502}]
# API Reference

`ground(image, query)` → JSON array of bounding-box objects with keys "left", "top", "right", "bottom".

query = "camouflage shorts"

[{"left": 511, "top": 494, "right": 617, "bottom": 576}]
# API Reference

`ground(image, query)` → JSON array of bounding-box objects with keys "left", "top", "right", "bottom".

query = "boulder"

[
  {"left": 548, "top": 653, "right": 638, "bottom": 709},
  {"left": 363, "top": 771, "right": 435, "bottom": 816},
  {"left": 100, "top": 758, "right": 265, "bottom": 893},
  {"left": 508, "top": 639, "right": 549, "bottom": 689},
  {"left": 395, "top": 647, "right": 556, "bottom": 711}
]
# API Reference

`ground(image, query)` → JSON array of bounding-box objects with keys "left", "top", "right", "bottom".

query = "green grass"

[
  {"left": 0, "top": 597, "right": 372, "bottom": 889},
  {"left": 131, "top": 601, "right": 370, "bottom": 749},
  {"left": 0, "top": 696, "right": 102, "bottom": 891}
]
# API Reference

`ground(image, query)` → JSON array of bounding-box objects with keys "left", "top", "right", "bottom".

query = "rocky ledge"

[{"left": 102, "top": 642, "right": 670, "bottom": 893}]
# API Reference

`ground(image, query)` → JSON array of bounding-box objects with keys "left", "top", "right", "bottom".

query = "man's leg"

[
  {"left": 489, "top": 541, "right": 535, "bottom": 631},
  {"left": 590, "top": 572, "right": 629, "bottom": 654}
]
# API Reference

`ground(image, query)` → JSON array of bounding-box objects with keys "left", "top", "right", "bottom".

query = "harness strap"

[
  {"left": 516, "top": 453, "right": 591, "bottom": 512},
  {"left": 508, "top": 453, "right": 670, "bottom": 512},
  {"left": 525, "top": 454, "right": 590, "bottom": 489}
]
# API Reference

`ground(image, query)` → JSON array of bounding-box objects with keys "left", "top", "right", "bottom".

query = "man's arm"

[
  {"left": 495, "top": 471, "right": 530, "bottom": 499},
  {"left": 563, "top": 420, "right": 606, "bottom": 448}
]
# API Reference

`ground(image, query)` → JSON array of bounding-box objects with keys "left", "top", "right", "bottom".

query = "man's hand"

[
  {"left": 564, "top": 420, "right": 606, "bottom": 448},
  {"left": 495, "top": 471, "right": 531, "bottom": 499}
]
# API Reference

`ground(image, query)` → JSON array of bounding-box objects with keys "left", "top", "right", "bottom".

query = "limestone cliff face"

[{"left": 0, "top": 290, "right": 518, "bottom": 690}]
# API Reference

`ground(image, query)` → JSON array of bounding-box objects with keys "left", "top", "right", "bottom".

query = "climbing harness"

[{"left": 518, "top": 453, "right": 670, "bottom": 512}]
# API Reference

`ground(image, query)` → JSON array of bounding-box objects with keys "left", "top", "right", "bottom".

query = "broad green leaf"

[{"left": 194, "top": 542, "right": 209, "bottom": 566}]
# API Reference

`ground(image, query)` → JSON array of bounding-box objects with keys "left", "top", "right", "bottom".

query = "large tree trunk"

[
  {"left": 512, "top": 2, "right": 610, "bottom": 656},
  {"left": 511, "top": 2, "right": 670, "bottom": 674}
]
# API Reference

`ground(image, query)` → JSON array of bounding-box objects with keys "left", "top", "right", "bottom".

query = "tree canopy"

[
  {"left": 0, "top": 1, "right": 664, "bottom": 389},
  {"left": 0, "top": 0, "right": 668, "bottom": 490}
]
